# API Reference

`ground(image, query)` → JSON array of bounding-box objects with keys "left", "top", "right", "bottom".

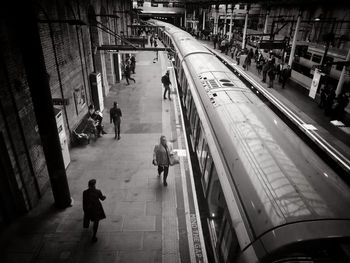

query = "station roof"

[{"left": 180, "top": 0, "right": 350, "bottom": 7}]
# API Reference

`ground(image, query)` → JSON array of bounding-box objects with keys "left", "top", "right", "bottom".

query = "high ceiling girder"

[{"left": 181, "top": 0, "right": 350, "bottom": 7}]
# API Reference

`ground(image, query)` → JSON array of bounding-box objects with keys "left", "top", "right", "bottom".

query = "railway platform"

[
  {"left": 0, "top": 43, "right": 207, "bottom": 263},
  {"left": 199, "top": 40, "right": 350, "bottom": 162}
]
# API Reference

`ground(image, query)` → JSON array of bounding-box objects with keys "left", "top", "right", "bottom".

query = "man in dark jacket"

[
  {"left": 281, "top": 65, "right": 292, "bottom": 88},
  {"left": 161, "top": 71, "right": 172, "bottom": 100},
  {"left": 124, "top": 62, "right": 135, "bottom": 85},
  {"left": 83, "top": 179, "right": 106, "bottom": 242},
  {"left": 110, "top": 101, "right": 122, "bottom": 140}
]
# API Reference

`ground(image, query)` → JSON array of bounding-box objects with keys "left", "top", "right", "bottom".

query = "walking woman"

[{"left": 153, "top": 135, "right": 173, "bottom": 186}]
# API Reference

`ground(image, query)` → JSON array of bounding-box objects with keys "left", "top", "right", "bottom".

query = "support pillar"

[
  {"left": 193, "top": 10, "right": 196, "bottom": 31},
  {"left": 336, "top": 48, "right": 350, "bottom": 96},
  {"left": 184, "top": 9, "right": 187, "bottom": 29},
  {"left": 229, "top": 8, "right": 234, "bottom": 41},
  {"left": 223, "top": 6, "right": 227, "bottom": 35},
  {"left": 202, "top": 10, "right": 205, "bottom": 30},
  {"left": 11, "top": 1, "right": 71, "bottom": 208},
  {"left": 263, "top": 11, "right": 269, "bottom": 40},
  {"left": 214, "top": 10, "right": 219, "bottom": 34},
  {"left": 242, "top": 8, "right": 249, "bottom": 49},
  {"left": 288, "top": 11, "right": 302, "bottom": 67}
]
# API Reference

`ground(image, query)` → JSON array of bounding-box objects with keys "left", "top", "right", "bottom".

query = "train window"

[
  {"left": 336, "top": 63, "right": 344, "bottom": 71},
  {"left": 192, "top": 114, "right": 199, "bottom": 139},
  {"left": 312, "top": 54, "right": 322, "bottom": 63},
  {"left": 218, "top": 213, "right": 240, "bottom": 263},
  {"left": 303, "top": 52, "right": 312, "bottom": 60},
  {"left": 189, "top": 100, "right": 198, "bottom": 130},
  {"left": 199, "top": 142, "right": 208, "bottom": 171},
  {"left": 196, "top": 124, "right": 205, "bottom": 159},
  {"left": 207, "top": 172, "right": 225, "bottom": 239},
  {"left": 203, "top": 148, "right": 213, "bottom": 193},
  {"left": 186, "top": 88, "right": 192, "bottom": 114},
  {"left": 220, "top": 220, "right": 233, "bottom": 262},
  {"left": 325, "top": 56, "right": 334, "bottom": 64},
  {"left": 194, "top": 120, "right": 201, "bottom": 150}
]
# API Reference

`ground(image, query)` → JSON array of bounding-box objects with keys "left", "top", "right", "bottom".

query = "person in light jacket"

[{"left": 153, "top": 135, "right": 173, "bottom": 186}]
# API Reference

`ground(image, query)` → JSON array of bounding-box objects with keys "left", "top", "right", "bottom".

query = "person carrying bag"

[{"left": 152, "top": 135, "right": 179, "bottom": 186}]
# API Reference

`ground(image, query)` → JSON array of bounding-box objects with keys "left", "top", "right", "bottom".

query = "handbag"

[{"left": 169, "top": 151, "right": 180, "bottom": 166}]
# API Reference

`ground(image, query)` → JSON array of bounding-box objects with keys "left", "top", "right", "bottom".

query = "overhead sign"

[
  {"left": 152, "top": 0, "right": 184, "bottom": 3},
  {"left": 106, "top": 50, "right": 138, "bottom": 54}
]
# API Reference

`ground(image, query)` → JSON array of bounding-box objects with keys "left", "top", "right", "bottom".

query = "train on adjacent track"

[{"left": 151, "top": 20, "right": 350, "bottom": 263}]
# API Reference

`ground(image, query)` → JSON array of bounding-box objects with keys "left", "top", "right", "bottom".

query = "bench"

[{"left": 72, "top": 114, "right": 98, "bottom": 146}]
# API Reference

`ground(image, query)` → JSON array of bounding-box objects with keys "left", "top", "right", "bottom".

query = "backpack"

[{"left": 161, "top": 75, "right": 167, "bottom": 84}]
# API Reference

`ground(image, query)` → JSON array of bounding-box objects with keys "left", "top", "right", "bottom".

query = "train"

[
  {"left": 151, "top": 19, "right": 350, "bottom": 263},
  {"left": 292, "top": 42, "right": 350, "bottom": 89}
]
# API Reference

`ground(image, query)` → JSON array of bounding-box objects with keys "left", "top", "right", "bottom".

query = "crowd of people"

[
  {"left": 210, "top": 33, "right": 293, "bottom": 91},
  {"left": 207, "top": 32, "right": 349, "bottom": 122}
]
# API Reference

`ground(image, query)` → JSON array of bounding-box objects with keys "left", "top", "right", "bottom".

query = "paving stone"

[
  {"left": 108, "top": 232, "right": 143, "bottom": 251},
  {"left": 77, "top": 252, "right": 117, "bottom": 263},
  {"left": 113, "top": 201, "right": 146, "bottom": 216},
  {"left": 143, "top": 231, "right": 162, "bottom": 250},
  {"left": 125, "top": 188, "right": 157, "bottom": 202},
  {"left": 146, "top": 201, "right": 162, "bottom": 216},
  {"left": 117, "top": 251, "right": 161, "bottom": 263},
  {"left": 122, "top": 216, "right": 156, "bottom": 231}
]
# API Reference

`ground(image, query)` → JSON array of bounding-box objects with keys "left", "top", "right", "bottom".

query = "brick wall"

[
  {"left": 0, "top": 0, "right": 133, "bottom": 220},
  {"left": 0, "top": 15, "right": 49, "bottom": 213}
]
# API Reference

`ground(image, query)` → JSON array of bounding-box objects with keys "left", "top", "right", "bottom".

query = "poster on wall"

[{"left": 73, "top": 85, "right": 86, "bottom": 115}]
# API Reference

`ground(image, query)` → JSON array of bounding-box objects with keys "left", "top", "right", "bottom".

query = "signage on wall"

[
  {"left": 309, "top": 68, "right": 324, "bottom": 99},
  {"left": 73, "top": 85, "right": 87, "bottom": 115}
]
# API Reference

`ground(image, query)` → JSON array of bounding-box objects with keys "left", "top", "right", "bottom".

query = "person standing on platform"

[
  {"left": 83, "top": 179, "right": 106, "bottom": 243},
  {"left": 267, "top": 65, "right": 276, "bottom": 89},
  {"left": 281, "top": 65, "right": 291, "bottom": 88},
  {"left": 153, "top": 39, "right": 158, "bottom": 62},
  {"left": 153, "top": 135, "right": 173, "bottom": 186},
  {"left": 262, "top": 61, "right": 270, "bottom": 83},
  {"left": 332, "top": 90, "right": 350, "bottom": 121},
  {"left": 124, "top": 62, "right": 135, "bottom": 85},
  {"left": 236, "top": 50, "right": 241, "bottom": 65},
  {"left": 150, "top": 35, "right": 154, "bottom": 47},
  {"left": 213, "top": 34, "right": 218, "bottom": 49},
  {"left": 110, "top": 101, "right": 122, "bottom": 140},
  {"left": 325, "top": 87, "right": 336, "bottom": 116},
  {"left": 161, "top": 71, "right": 172, "bottom": 100},
  {"left": 88, "top": 104, "right": 106, "bottom": 137},
  {"left": 130, "top": 55, "right": 136, "bottom": 74}
]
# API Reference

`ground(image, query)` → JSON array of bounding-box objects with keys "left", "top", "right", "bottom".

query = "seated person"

[{"left": 88, "top": 104, "right": 106, "bottom": 136}]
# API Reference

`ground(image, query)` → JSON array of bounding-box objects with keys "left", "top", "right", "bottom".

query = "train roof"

[
  {"left": 156, "top": 19, "right": 350, "bottom": 247},
  {"left": 196, "top": 68, "right": 350, "bottom": 238},
  {"left": 152, "top": 20, "right": 211, "bottom": 58}
]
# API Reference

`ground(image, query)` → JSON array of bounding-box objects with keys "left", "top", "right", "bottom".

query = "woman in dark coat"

[{"left": 83, "top": 179, "right": 106, "bottom": 242}]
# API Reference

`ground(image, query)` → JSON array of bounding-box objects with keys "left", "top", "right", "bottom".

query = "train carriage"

[{"left": 152, "top": 20, "right": 350, "bottom": 263}]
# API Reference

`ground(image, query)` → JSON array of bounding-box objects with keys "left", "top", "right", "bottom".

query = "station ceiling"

[{"left": 180, "top": 0, "right": 350, "bottom": 7}]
